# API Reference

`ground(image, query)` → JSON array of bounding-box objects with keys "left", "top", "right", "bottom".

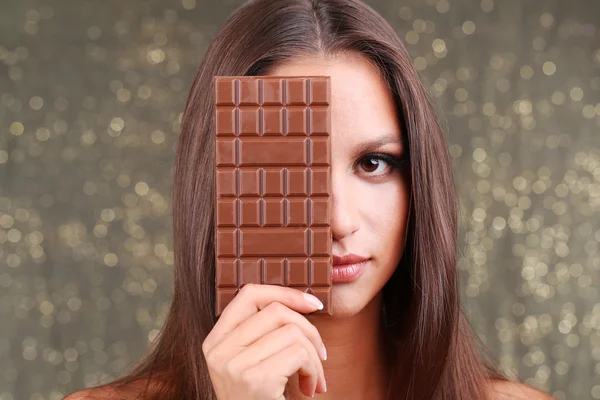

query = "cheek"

[{"left": 360, "top": 181, "right": 410, "bottom": 247}]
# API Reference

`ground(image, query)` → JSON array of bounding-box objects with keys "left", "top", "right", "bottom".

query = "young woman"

[{"left": 65, "top": 0, "right": 555, "bottom": 399}]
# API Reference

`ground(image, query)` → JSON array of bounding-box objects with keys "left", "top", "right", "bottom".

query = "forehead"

[{"left": 267, "top": 53, "right": 401, "bottom": 143}]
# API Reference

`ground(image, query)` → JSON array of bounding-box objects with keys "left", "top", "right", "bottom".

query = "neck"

[{"left": 287, "top": 292, "right": 391, "bottom": 400}]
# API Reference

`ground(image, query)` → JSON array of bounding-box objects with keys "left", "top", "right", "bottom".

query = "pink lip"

[
  {"left": 332, "top": 256, "right": 370, "bottom": 284},
  {"left": 332, "top": 253, "right": 369, "bottom": 266}
]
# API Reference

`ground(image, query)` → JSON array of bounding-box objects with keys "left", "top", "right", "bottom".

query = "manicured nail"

[{"left": 303, "top": 293, "right": 323, "bottom": 310}]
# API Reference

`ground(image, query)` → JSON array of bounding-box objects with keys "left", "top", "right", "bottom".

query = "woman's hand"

[{"left": 202, "top": 284, "right": 328, "bottom": 399}]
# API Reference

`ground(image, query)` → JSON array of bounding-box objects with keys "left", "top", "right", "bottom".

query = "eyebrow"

[{"left": 352, "top": 134, "right": 407, "bottom": 157}]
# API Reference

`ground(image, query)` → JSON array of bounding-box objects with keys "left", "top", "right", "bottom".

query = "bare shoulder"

[
  {"left": 63, "top": 379, "right": 162, "bottom": 400},
  {"left": 487, "top": 379, "right": 555, "bottom": 400},
  {"left": 63, "top": 387, "right": 122, "bottom": 400}
]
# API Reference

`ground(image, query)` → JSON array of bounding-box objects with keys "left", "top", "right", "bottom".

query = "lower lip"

[{"left": 332, "top": 259, "right": 369, "bottom": 283}]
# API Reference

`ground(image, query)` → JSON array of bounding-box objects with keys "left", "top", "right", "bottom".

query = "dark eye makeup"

[{"left": 354, "top": 152, "right": 409, "bottom": 179}]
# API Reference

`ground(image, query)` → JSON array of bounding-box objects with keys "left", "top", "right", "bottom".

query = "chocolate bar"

[{"left": 214, "top": 76, "right": 332, "bottom": 316}]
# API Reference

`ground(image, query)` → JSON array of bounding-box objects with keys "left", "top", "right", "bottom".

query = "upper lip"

[{"left": 332, "top": 253, "right": 370, "bottom": 266}]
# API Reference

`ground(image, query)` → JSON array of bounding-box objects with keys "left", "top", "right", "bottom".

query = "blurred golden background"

[{"left": 1, "top": 0, "right": 599, "bottom": 399}]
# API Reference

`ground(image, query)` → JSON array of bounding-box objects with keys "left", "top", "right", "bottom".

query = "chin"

[
  {"left": 327, "top": 281, "right": 382, "bottom": 318},
  {"left": 326, "top": 260, "right": 396, "bottom": 318},
  {"left": 329, "top": 295, "right": 365, "bottom": 318}
]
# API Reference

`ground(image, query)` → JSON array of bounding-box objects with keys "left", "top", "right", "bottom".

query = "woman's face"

[{"left": 268, "top": 52, "right": 411, "bottom": 317}]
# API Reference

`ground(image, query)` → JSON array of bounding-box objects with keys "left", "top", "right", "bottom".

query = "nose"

[{"left": 330, "top": 170, "right": 360, "bottom": 241}]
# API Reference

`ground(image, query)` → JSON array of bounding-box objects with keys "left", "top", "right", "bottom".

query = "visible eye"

[
  {"left": 357, "top": 157, "right": 388, "bottom": 174},
  {"left": 355, "top": 153, "right": 407, "bottom": 178}
]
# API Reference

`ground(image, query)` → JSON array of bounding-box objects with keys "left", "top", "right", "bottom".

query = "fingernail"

[
  {"left": 322, "top": 343, "right": 327, "bottom": 360},
  {"left": 303, "top": 293, "right": 324, "bottom": 310}
]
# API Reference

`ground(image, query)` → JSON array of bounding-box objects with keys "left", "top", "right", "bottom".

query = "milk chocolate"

[{"left": 214, "top": 76, "right": 332, "bottom": 316}]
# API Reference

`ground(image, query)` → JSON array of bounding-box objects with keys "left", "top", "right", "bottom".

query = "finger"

[
  {"left": 205, "top": 284, "right": 323, "bottom": 350},
  {"left": 226, "top": 323, "right": 327, "bottom": 394},
  {"left": 217, "top": 301, "right": 327, "bottom": 361},
  {"left": 243, "top": 342, "right": 319, "bottom": 398}
]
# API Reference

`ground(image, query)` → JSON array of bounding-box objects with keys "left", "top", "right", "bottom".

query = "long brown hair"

[{"left": 87, "top": 0, "right": 510, "bottom": 398}]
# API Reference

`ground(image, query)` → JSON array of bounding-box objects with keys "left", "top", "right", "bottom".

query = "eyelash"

[{"left": 354, "top": 152, "right": 409, "bottom": 179}]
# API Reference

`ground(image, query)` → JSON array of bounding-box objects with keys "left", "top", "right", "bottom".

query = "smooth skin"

[
  {"left": 202, "top": 52, "right": 556, "bottom": 400},
  {"left": 203, "top": 285, "right": 328, "bottom": 398},
  {"left": 206, "top": 52, "right": 410, "bottom": 400},
  {"left": 63, "top": 52, "right": 555, "bottom": 400}
]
